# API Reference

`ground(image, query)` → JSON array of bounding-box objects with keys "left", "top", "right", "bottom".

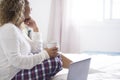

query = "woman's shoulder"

[
  {"left": 1, "top": 23, "right": 18, "bottom": 31},
  {"left": 0, "top": 23, "right": 21, "bottom": 38}
]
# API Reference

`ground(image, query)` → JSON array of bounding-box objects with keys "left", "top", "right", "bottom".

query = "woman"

[{"left": 0, "top": 0, "right": 72, "bottom": 80}]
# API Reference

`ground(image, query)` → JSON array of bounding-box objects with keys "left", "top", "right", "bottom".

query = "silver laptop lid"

[{"left": 67, "top": 58, "right": 91, "bottom": 80}]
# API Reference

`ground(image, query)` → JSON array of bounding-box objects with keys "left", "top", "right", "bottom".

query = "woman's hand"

[
  {"left": 24, "top": 17, "right": 39, "bottom": 32},
  {"left": 44, "top": 47, "right": 59, "bottom": 58}
]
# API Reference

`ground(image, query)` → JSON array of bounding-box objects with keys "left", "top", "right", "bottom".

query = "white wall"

[
  {"left": 29, "top": 0, "right": 51, "bottom": 41},
  {"left": 80, "top": 21, "right": 120, "bottom": 52}
]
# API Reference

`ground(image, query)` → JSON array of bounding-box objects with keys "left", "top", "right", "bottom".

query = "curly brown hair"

[{"left": 0, "top": 0, "right": 25, "bottom": 26}]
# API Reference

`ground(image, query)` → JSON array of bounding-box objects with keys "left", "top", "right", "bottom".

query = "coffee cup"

[{"left": 47, "top": 41, "right": 59, "bottom": 48}]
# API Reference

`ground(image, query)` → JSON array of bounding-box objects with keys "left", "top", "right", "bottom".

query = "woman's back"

[
  {"left": 0, "top": 23, "right": 16, "bottom": 80},
  {"left": 0, "top": 23, "right": 31, "bottom": 80}
]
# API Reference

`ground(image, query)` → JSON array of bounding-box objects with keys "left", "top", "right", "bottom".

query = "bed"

[{"left": 51, "top": 52, "right": 120, "bottom": 80}]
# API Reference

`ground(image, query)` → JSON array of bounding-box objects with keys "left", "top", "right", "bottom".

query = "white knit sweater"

[{"left": 0, "top": 23, "right": 49, "bottom": 80}]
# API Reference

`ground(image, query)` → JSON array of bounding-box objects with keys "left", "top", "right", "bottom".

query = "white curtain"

[
  {"left": 47, "top": 0, "right": 63, "bottom": 43},
  {"left": 48, "top": 0, "right": 80, "bottom": 53}
]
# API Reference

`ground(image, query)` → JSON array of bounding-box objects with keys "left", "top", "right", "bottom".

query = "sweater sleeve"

[
  {"left": 26, "top": 32, "right": 43, "bottom": 53},
  {"left": 1, "top": 24, "right": 49, "bottom": 69}
]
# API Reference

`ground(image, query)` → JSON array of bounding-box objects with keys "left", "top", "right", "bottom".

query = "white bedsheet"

[
  {"left": 88, "top": 54, "right": 120, "bottom": 80},
  {"left": 52, "top": 53, "right": 120, "bottom": 80}
]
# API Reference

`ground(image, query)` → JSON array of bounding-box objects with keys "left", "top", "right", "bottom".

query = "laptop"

[{"left": 67, "top": 58, "right": 91, "bottom": 80}]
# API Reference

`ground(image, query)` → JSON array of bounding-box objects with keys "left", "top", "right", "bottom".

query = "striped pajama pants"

[{"left": 12, "top": 55, "right": 63, "bottom": 80}]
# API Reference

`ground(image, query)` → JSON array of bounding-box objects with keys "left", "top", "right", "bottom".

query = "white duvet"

[
  {"left": 88, "top": 54, "right": 120, "bottom": 80},
  {"left": 52, "top": 53, "right": 120, "bottom": 80}
]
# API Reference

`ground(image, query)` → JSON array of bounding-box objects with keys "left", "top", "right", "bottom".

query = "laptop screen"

[{"left": 67, "top": 58, "right": 91, "bottom": 80}]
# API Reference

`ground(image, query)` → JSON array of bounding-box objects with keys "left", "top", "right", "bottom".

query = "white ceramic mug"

[
  {"left": 46, "top": 41, "right": 62, "bottom": 54},
  {"left": 47, "top": 41, "right": 59, "bottom": 48}
]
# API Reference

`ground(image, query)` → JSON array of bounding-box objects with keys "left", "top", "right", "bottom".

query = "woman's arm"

[
  {"left": 1, "top": 25, "right": 49, "bottom": 69},
  {"left": 24, "top": 17, "right": 43, "bottom": 53}
]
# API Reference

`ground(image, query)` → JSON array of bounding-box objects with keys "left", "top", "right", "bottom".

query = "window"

[
  {"left": 69, "top": 0, "right": 120, "bottom": 23},
  {"left": 104, "top": 0, "right": 120, "bottom": 19},
  {"left": 112, "top": 0, "right": 120, "bottom": 19}
]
